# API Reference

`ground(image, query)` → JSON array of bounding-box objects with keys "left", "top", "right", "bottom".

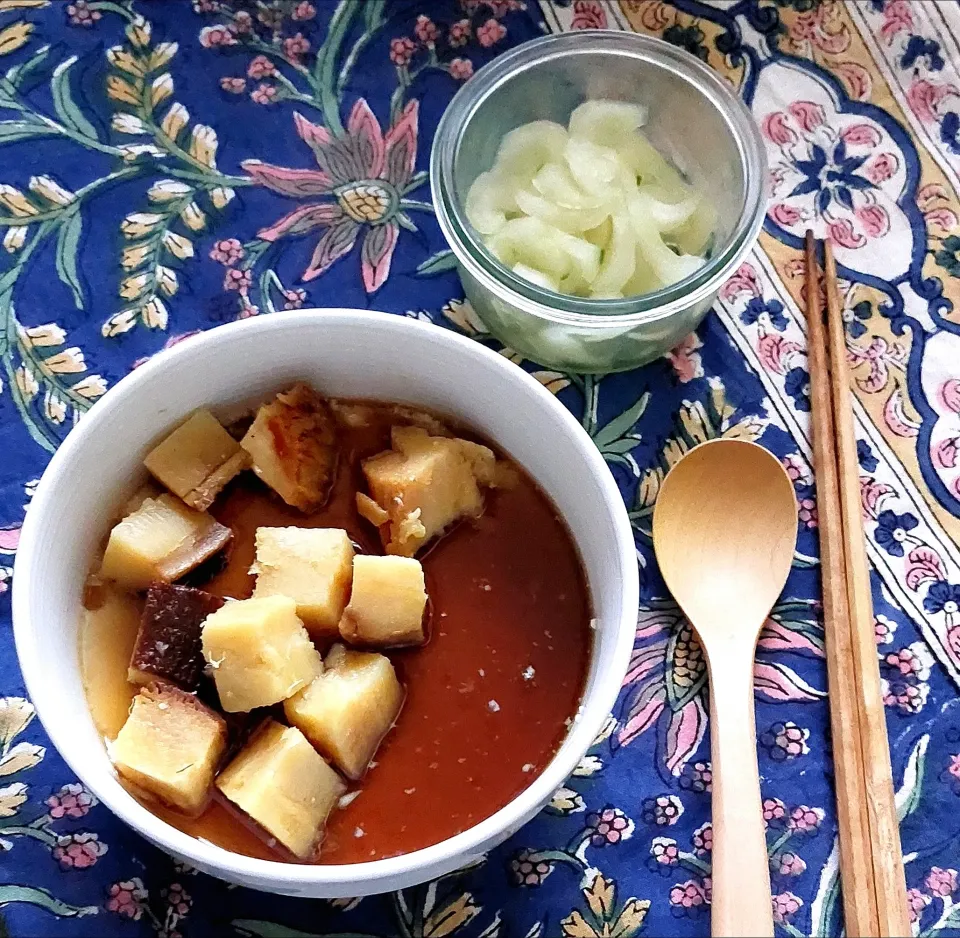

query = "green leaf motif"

[
  {"left": 810, "top": 839, "right": 841, "bottom": 938},
  {"left": 6, "top": 43, "right": 52, "bottom": 90},
  {"left": 51, "top": 56, "right": 99, "bottom": 141},
  {"left": 592, "top": 391, "right": 650, "bottom": 449},
  {"left": 416, "top": 248, "right": 457, "bottom": 276},
  {"left": 0, "top": 884, "right": 97, "bottom": 918},
  {"left": 0, "top": 119, "right": 57, "bottom": 144},
  {"left": 55, "top": 210, "right": 84, "bottom": 309},
  {"left": 896, "top": 733, "right": 928, "bottom": 822}
]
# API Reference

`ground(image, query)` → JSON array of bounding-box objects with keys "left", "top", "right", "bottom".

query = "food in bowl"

[
  {"left": 81, "top": 382, "right": 591, "bottom": 865},
  {"left": 465, "top": 100, "right": 717, "bottom": 300}
]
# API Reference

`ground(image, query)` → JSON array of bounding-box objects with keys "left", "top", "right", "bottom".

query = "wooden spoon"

[{"left": 653, "top": 439, "right": 797, "bottom": 938}]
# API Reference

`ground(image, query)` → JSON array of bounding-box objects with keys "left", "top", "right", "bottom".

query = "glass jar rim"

[{"left": 430, "top": 31, "right": 767, "bottom": 328}]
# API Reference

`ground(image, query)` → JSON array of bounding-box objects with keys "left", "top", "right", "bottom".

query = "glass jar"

[{"left": 430, "top": 31, "right": 767, "bottom": 374}]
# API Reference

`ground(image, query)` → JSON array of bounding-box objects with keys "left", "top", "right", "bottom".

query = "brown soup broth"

[{"left": 81, "top": 402, "right": 592, "bottom": 864}]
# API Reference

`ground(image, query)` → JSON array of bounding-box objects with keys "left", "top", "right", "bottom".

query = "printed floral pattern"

[{"left": 0, "top": 2, "right": 959, "bottom": 937}]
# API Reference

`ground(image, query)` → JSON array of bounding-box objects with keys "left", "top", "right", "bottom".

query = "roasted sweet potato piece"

[
  {"left": 361, "top": 427, "right": 497, "bottom": 556},
  {"left": 128, "top": 584, "right": 224, "bottom": 690},
  {"left": 239, "top": 384, "right": 338, "bottom": 512},
  {"left": 111, "top": 683, "right": 227, "bottom": 816},
  {"left": 99, "top": 494, "right": 233, "bottom": 591},
  {"left": 144, "top": 410, "right": 250, "bottom": 511}
]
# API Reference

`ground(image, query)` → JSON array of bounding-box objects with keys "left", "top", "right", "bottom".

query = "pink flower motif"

[
  {"left": 772, "top": 892, "right": 802, "bottom": 924},
  {"left": 763, "top": 798, "right": 786, "bottom": 823},
  {"left": 224, "top": 268, "right": 252, "bottom": 292},
  {"left": 842, "top": 123, "right": 881, "bottom": 148},
  {"left": 788, "top": 804, "right": 824, "bottom": 833},
  {"left": 651, "top": 837, "right": 679, "bottom": 865},
  {"left": 885, "top": 647, "right": 925, "bottom": 677},
  {"left": 46, "top": 783, "right": 96, "bottom": 819},
  {"left": 719, "top": 262, "right": 760, "bottom": 301},
  {"left": 477, "top": 18, "right": 507, "bottom": 47},
  {"left": 571, "top": 0, "right": 608, "bottom": 29},
  {"left": 757, "top": 334, "right": 804, "bottom": 375},
  {"left": 251, "top": 83, "right": 278, "bottom": 105},
  {"left": 414, "top": 15, "right": 437, "bottom": 44},
  {"left": 692, "top": 823, "right": 712, "bottom": 855},
  {"left": 66, "top": 0, "right": 101, "bottom": 26},
  {"left": 192, "top": 0, "right": 219, "bottom": 12},
  {"left": 761, "top": 111, "right": 797, "bottom": 147},
  {"left": 926, "top": 867, "right": 958, "bottom": 897},
  {"left": 449, "top": 19, "right": 471, "bottom": 46},
  {"left": 865, "top": 152, "right": 898, "bottom": 185},
  {"left": 210, "top": 238, "right": 244, "bottom": 265},
  {"left": 880, "top": 0, "right": 913, "bottom": 42},
  {"left": 828, "top": 217, "right": 867, "bottom": 250},
  {"left": 247, "top": 55, "right": 276, "bottom": 79},
  {"left": 907, "top": 78, "right": 960, "bottom": 125},
  {"left": 220, "top": 76, "right": 246, "bottom": 94},
  {"left": 935, "top": 437, "right": 958, "bottom": 469},
  {"left": 53, "top": 832, "right": 107, "bottom": 869},
  {"left": 238, "top": 303, "right": 260, "bottom": 320},
  {"left": 774, "top": 852, "right": 807, "bottom": 876},
  {"left": 390, "top": 36, "right": 416, "bottom": 67},
  {"left": 925, "top": 207, "right": 959, "bottom": 234},
  {"left": 788, "top": 101, "right": 825, "bottom": 132},
  {"left": 939, "top": 378, "right": 960, "bottom": 413},
  {"left": 242, "top": 98, "right": 420, "bottom": 293},
  {"left": 782, "top": 454, "right": 812, "bottom": 485},
  {"left": 836, "top": 61, "right": 872, "bottom": 101},
  {"left": 509, "top": 849, "right": 554, "bottom": 886},
  {"left": 666, "top": 333, "right": 703, "bottom": 383},
  {"left": 106, "top": 878, "right": 147, "bottom": 920},
  {"left": 283, "top": 33, "right": 310, "bottom": 59},
  {"left": 292, "top": 1, "right": 316, "bottom": 20},
  {"left": 855, "top": 204, "right": 890, "bottom": 239},
  {"left": 798, "top": 498, "right": 818, "bottom": 529},
  {"left": 164, "top": 882, "right": 192, "bottom": 916},
  {"left": 948, "top": 754, "right": 960, "bottom": 780},
  {"left": 283, "top": 288, "right": 307, "bottom": 309},
  {"left": 199, "top": 25, "right": 236, "bottom": 48},
  {"left": 449, "top": 58, "right": 473, "bottom": 81},
  {"left": 907, "top": 888, "right": 931, "bottom": 922},
  {"left": 769, "top": 203, "right": 801, "bottom": 227},
  {"left": 788, "top": 5, "right": 850, "bottom": 54},
  {"left": 670, "top": 881, "right": 706, "bottom": 909},
  {"left": 586, "top": 806, "right": 633, "bottom": 846}
]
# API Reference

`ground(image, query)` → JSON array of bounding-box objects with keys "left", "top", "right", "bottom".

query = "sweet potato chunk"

[
  {"left": 111, "top": 683, "right": 226, "bottom": 816},
  {"left": 201, "top": 595, "right": 322, "bottom": 712},
  {"left": 144, "top": 410, "right": 249, "bottom": 511},
  {"left": 284, "top": 644, "right": 404, "bottom": 779},
  {"left": 217, "top": 721, "right": 345, "bottom": 859},
  {"left": 128, "top": 584, "right": 224, "bottom": 690},
  {"left": 339, "top": 555, "right": 427, "bottom": 647},
  {"left": 240, "top": 384, "right": 338, "bottom": 512},
  {"left": 251, "top": 527, "right": 354, "bottom": 638},
  {"left": 99, "top": 494, "right": 232, "bottom": 591},
  {"left": 361, "top": 426, "right": 496, "bottom": 556}
]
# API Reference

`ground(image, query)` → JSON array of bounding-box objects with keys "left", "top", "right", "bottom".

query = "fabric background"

[{"left": 1, "top": 0, "right": 959, "bottom": 935}]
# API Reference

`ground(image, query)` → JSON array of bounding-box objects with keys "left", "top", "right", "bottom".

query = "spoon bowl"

[{"left": 653, "top": 439, "right": 797, "bottom": 937}]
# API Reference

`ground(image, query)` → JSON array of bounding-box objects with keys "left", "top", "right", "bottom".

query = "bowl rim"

[
  {"left": 13, "top": 309, "right": 639, "bottom": 892},
  {"left": 430, "top": 30, "right": 767, "bottom": 326}
]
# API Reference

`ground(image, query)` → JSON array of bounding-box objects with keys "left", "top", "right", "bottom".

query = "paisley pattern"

[{"left": 1, "top": 1, "right": 960, "bottom": 936}]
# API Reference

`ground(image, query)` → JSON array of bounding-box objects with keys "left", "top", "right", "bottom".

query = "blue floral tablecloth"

[{"left": 3, "top": 0, "right": 960, "bottom": 935}]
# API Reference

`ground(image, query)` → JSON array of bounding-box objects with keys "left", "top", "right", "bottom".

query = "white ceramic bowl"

[{"left": 13, "top": 310, "right": 638, "bottom": 898}]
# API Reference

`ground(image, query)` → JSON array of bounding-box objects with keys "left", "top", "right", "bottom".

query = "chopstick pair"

[{"left": 803, "top": 232, "right": 910, "bottom": 938}]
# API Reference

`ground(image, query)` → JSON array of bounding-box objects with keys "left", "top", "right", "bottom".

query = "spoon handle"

[{"left": 708, "top": 648, "right": 774, "bottom": 938}]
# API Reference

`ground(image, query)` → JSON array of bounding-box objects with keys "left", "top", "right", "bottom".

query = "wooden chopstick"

[
  {"left": 803, "top": 232, "right": 880, "bottom": 938},
  {"left": 822, "top": 239, "right": 911, "bottom": 938}
]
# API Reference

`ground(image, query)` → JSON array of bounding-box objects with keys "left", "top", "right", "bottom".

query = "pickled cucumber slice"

[{"left": 569, "top": 100, "right": 648, "bottom": 147}]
